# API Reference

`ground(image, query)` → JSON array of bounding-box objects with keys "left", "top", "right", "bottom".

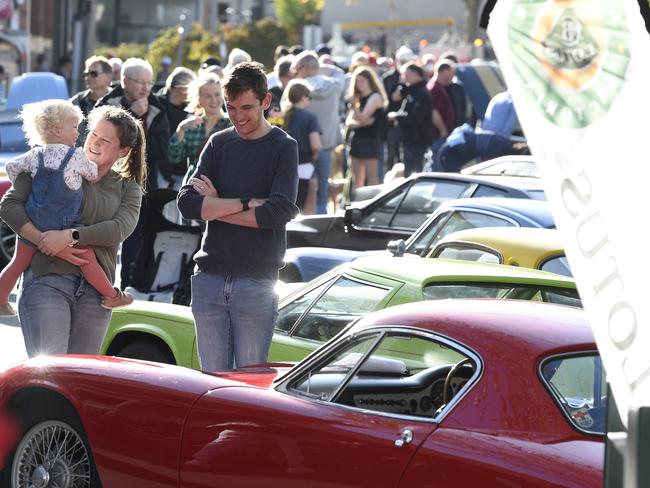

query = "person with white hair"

[
  {"left": 108, "top": 57, "right": 122, "bottom": 86},
  {"left": 96, "top": 57, "right": 171, "bottom": 289},
  {"left": 288, "top": 50, "right": 343, "bottom": 214},
  {"left": 224, "top": 48, "right": 252, "bottom": 78}
]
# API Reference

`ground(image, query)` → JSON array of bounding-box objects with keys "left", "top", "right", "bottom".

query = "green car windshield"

[{"left": 423, "top": 283, "right": 582, "bottom": 308}]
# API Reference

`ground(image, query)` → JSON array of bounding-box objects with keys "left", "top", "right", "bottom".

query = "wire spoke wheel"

[
  {"left": 0, "top": 220, "right": 15, "bottom": 265},
  {"left": 12, "top": 420, "right": 91, "bottom": 488}
]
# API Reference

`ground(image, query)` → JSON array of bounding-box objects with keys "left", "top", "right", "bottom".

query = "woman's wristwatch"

[
  {"left": 68, "top": 229, "right": 80, "bottom": 247},
  {"left": 241, "top": 199, "right": 250, "bottom": 211}
]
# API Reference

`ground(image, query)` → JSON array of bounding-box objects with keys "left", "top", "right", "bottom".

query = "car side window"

[
  {"left": 359, "top": 180, "right": 468, "bottom": 231},
  {"left": 540, "top": 256, "right": 573, "bottom": 277},
  {"left": 540, "top": 353, "right": 606, "bottom": 434},
  {"left": 471, "top": 185, "right": 510, "bottom": 198},
  {"left": 290, "top": 330, "right": 474, "bottom": 419},
  {"left": 292, "top": 277, "right": 392, "bottom": 342},
  {"left": 433, "top": 245, "right": 501, "bottom": 263},
  {"left": 389, "top": 181, "right": 469, "bottom": 230},
  {"left": 274, "top": 278, "right": 335, "bottom": 333},
  {"left": 409, "top": 211, "right": 515, "bottom": 257},
  {"left": 358, "top": 186, "right": 408, "bottom": 227},
  {"left": 290, "top": 334, "right": 381, "bottom": 401}
]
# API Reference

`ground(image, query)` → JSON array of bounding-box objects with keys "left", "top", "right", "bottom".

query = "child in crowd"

[
  {"left": 281, "top": 79, "right": 321, "bottom": 213},
  {"left": 0, "top": 100, "right": 133, "bottom": 315}
]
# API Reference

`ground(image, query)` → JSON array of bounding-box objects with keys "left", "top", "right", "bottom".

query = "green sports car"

[{"left": 100, "top": 256, "right": 581, "bottom": 368}]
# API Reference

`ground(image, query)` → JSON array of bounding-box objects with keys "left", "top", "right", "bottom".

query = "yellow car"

[{"left": 428, "top": 227, "right": 571, "bottom": 276}]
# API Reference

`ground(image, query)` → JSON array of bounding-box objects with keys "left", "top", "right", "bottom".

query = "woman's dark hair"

[
  {"left": 87, "top": 105, "right": 148, "bottom": 190},
  {"left": 224, "top": 61, "right": 268, "bottom": 102},
  {"left": 282, "top": 79, "right": 311, "bottom": 129}
]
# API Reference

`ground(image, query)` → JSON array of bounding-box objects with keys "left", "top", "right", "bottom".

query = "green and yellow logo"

[{"left": 508, "top": 0, "right": 630, "bottom": 128}]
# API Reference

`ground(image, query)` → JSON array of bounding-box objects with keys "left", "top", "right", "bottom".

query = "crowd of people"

[{"left": 0, "top": 42, "right": 528, "bottom": 372}]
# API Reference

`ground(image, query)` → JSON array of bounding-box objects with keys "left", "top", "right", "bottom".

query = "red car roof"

[{"left": 351, "top": 299, "right": 595, "bottom": 359}]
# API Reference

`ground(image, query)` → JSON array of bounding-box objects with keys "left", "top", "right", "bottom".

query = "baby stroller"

[{"left": 123, "top": 188, "right": 202, "bottom": 305}]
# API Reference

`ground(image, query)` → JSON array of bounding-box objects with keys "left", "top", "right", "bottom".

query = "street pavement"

[{"left": 0, "top": 293, "right": 27, "bottom": 369}]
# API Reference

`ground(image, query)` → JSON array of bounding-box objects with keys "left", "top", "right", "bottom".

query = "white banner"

[{"left": 487, "top": 0, "right": 650, "bottom": 426}]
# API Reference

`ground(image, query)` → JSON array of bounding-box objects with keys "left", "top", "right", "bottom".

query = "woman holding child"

[{"left": 0, "top": 104, "right": 146, "bottom": 357}]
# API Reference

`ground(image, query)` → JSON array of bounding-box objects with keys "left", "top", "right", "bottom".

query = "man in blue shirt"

[{"left": 177, "top": 62, "right": 299, "bottom": 371}]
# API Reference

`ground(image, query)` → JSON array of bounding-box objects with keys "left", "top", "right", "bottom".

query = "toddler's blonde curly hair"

[{"left": 20, "top": 99, "right": 83, "bottom": 147}]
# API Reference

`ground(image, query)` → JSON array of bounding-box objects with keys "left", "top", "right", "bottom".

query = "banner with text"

[{"left": 487, "top": 0, "right": 650, "bottom": 426}]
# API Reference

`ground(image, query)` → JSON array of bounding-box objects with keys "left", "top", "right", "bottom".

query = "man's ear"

[{"left": 261, "top": 92, "right": 272, "bottom": 111}]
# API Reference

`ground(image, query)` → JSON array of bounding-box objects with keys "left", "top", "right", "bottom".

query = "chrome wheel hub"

[{"left": 13, "top": 420, "right": 91, "bottom": 487}]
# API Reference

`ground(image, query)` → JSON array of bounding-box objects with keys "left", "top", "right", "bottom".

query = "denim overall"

[{"left": 23, "top": 147, "right": 81, "bottom": 247}]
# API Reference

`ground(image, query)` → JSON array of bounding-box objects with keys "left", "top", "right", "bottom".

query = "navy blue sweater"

[{"left": 177, "top": 126, "right": 299, "bottom": 280}]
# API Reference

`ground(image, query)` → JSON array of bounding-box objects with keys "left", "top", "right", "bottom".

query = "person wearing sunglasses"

[
  {"left": 96, "top": 57, "right": 171, "bottom": 290},
  {"left": 69, "top": 55, "right": 113, "bottom": 146},
  {"left": 69, "top": 56, "right": 113, "bottom": 119}
]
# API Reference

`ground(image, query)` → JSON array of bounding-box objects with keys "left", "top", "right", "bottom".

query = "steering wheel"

[{"left": 442, "top": 358, "right": 474, "bottom": 405}]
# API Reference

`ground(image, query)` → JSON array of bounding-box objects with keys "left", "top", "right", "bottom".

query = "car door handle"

[{"left": 394, "top": 429, "right": 413, "bottom": 448}]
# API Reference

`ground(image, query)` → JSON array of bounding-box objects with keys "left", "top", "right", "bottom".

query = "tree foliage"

[
  {"left": 275, "top": 0, "right": 325, "bottom": 34},
  {"left": 223, "top": 18, "right": 294, "bottom": 70},
  {"left": 95, "top": 43, "right": 147, "bottom": 62},
  {"left": 147, "top": 23, "right": 221, "bottom": 73},
  {"left": 95, "top": 21, "right": 292, "bottom": 74}
]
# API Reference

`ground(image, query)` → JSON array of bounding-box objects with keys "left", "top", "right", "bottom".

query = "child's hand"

[
  {"left": 55, "top": 247, "right": 90, "bottom": 266},
  {"left": 190, "top": 175, "right": 217, "bottom": 198},
  {"left": 38, "top": 230, "right": 73, "bottom": 256}
]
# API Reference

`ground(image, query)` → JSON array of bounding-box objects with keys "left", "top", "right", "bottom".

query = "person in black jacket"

[
  {"left": 96, "top": 57, "right": 170, "bottom": 191},
  {"left": 96, "top": 57, "right": 171, "bottom": 289},
  {"left": 387, "top": 63, "right": 433, "bottom": 176}
]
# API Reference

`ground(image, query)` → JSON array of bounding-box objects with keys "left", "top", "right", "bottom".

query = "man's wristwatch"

[
  {"left": 241, "top": 198, "right": 250, "bottom": 211},
  {"left": 69, "top": 229, "right": 80, "bottom": 247}
]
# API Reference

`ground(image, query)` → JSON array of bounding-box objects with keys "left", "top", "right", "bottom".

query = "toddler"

[{"left": 0, "top": 99, "right": 133, "bottom": 315}]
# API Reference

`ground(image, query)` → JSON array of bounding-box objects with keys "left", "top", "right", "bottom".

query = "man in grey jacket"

[{"left": 290, "top": 51, "right": 343, "bottom": 214}]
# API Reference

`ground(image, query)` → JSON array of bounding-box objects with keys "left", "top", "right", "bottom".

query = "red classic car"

[{"left": 0, "top": 299, "right": 604, "bottom": 487}]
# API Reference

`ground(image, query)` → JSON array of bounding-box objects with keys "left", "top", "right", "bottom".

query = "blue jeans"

[
  {"left": 314, "top": 150, "right": 332, "bottom": 214},
  {"left": 428, "top": 137, "right": 447, "bottom": 172},
  {"left": 190, "top": 270, "right": 278, "bottom": 371},
  {"left": 17, "top": 269, "right": 112, "bottom": 357},
  {"left": 403, "top": 142, "right": 428, "bottom": 177}
]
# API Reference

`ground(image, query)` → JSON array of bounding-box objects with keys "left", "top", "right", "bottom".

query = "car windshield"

[
  {"left": 423, "top": 283, "right": 582, "bottom": 307},
  {"left": 540, "top": 353, "right": 606, "bottom": 434},
  {"left": 274, "top": 276, "right": 392, "bottom": 342},
  {"left": 432, "top": 245, "right": 501, "bottom": 263},
  {"left": 289, "top": 330, "right": 473, "bottom": 418}
]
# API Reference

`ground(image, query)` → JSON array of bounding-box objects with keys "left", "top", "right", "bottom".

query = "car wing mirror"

[
  {"left": 387, "top": 239, "right": 406, "bottom": 257},
  {"left": 344, "top": 208, "right": 363, "bottom": 226}
]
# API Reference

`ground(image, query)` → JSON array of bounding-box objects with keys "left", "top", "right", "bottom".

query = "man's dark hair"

[
  {"left": 403, "top": 62, "right": 424, "bottom": 79},
  {"left": 224, "top": 61, "right": 268, "bottom": 102},
  {"left": 201, "top": 56, "right": 222, "bottom": 69},
  {"left": 290, "top": 44, "right": 304, "bottom": 56}
]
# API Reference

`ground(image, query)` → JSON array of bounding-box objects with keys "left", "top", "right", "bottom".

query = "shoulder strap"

[
  {"left": 58, "top": 147, "right": 77, "bottom": 171},
  {"left": 37, "top": 147, "right": 46, "bottom": 168}
]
